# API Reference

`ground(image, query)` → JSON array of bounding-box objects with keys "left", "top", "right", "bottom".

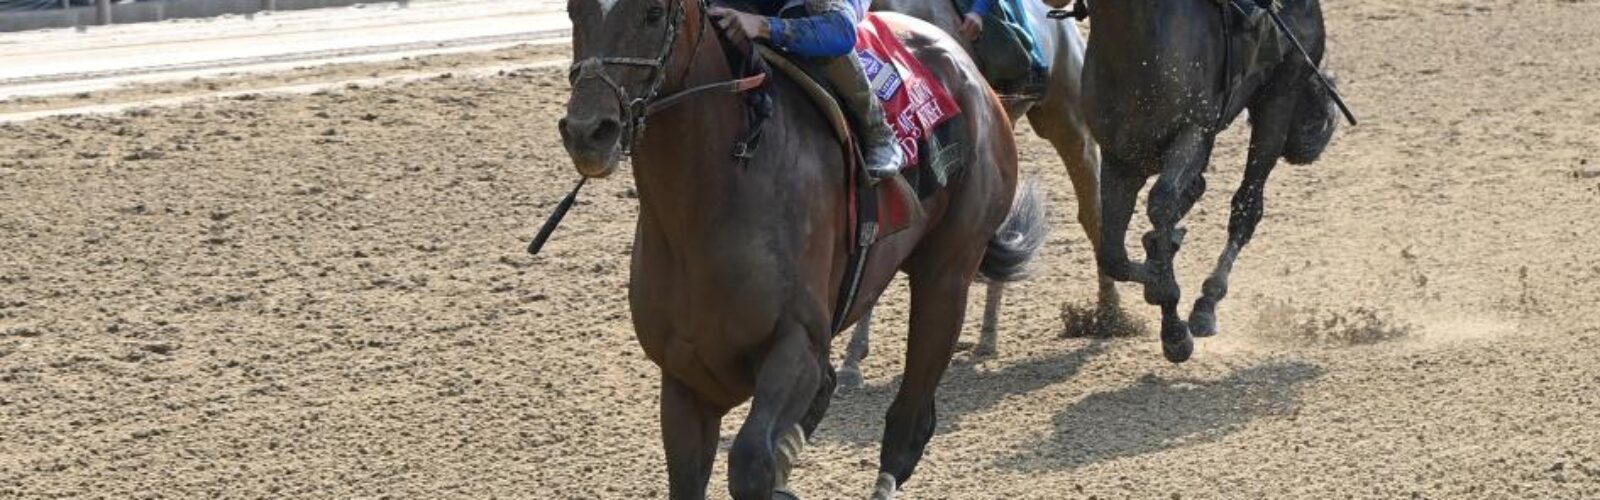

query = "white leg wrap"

[
  {"left": 870, "top": 472, "right": 897, "bottom": 500},
  {"left": 774, "top": 424, "right": 807, "bottom": 489}
]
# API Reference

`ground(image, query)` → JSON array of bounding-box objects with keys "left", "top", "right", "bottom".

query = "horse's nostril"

[
  {"left": 560, "top": 116, "right": 623, "bottom": 154},
  {"left": 588, "top": 119, "right": 621, "bottom": 145}
]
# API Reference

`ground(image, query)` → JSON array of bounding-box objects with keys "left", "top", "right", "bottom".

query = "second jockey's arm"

[{"left": 969, "top": 0, "right": 995, "bottom": 17}]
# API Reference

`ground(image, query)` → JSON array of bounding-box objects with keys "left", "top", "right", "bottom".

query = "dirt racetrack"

[{"left": 3, "top": 0, "right": 1600, "bottom": 498}]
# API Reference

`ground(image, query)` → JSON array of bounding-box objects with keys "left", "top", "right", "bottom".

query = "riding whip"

[{"left": 528, "top": 177, "right": 588, "bottom": 256}]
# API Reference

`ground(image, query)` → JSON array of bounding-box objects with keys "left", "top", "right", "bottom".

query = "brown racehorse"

[{"left": 557, "top": 1, "right": 1045, "bottom": 499}]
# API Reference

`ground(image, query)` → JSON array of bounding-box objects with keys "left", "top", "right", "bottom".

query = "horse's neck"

[
  {"left": 1087, "top": 0, "right": 1216, "bottom": 69},
  {"left": 629, "top": 35, "right": 746, "bottom": 232}
]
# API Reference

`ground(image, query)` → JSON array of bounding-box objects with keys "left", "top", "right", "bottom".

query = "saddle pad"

[
  {"left": 753, "top": 17, "right": 963, "bottom": 245},
  {"left": 854, "top": 14, "right": 962, "bottom": 168}
]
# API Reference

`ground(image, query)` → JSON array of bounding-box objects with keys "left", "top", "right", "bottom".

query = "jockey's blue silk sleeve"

[
  {"left": 767, "top": 10, "right": 858, "bottom": 58},
  {"left": 970, "top": 0, "right": 997, "bottom": 17}
]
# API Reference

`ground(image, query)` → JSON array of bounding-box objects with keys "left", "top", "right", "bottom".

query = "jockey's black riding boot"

[{"left": 818, "top": 54, "right": 904, "bottom": 181}]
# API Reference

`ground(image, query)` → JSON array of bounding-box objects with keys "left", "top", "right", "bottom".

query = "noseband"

[{"left": 568, "top": 0, "right": 767, "bottom": 157}]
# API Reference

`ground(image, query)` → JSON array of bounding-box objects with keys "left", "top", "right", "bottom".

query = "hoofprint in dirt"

[{"left": 1, "top": 0, "right": 1599, "bottom": 498}]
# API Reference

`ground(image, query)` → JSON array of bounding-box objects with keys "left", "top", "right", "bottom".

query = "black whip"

[{"left": 527, "top": 177, "right": 588, "bottom": 256}]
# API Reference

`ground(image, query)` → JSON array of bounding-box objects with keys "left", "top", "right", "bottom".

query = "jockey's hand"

[
  {"left": 959, "top": 12, "right": 983, "bottom": 41},
  {"left": 708, "top": 7, "right": 770, "bottom": 48}
]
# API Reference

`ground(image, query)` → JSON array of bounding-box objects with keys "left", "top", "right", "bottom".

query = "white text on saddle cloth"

[{"left": 853, "top": 15, "right": 961, "bottom": 168}]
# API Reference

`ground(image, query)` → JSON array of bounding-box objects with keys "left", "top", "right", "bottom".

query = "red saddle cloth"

[
  {"left": 855, "top": 15, "right": 961, "bottom": 169},
  {"left": 851, "top": 14, "right": 962, "bottom": 240}
]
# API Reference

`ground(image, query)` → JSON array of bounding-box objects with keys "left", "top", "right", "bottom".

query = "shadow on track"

[
  {"left": 997, "top": 360, "right": 1324, "bottom": 471},
  {"left": 816, "top": 339, "right": 1111, "bottom": 447}
]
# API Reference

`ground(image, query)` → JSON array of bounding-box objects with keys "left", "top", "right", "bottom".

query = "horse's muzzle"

[{"left": 558, "top": 115, "right": 623, "bottom": 178}]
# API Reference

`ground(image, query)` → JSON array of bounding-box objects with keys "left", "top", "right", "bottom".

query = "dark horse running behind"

[{"left": 1082, "top": 0, "right": 1344, "bottom": 362}]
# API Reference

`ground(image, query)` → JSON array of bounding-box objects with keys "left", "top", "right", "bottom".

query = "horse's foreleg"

[
  {"left": 1096, "top": 156, "right": 1151, "bottom": 285},
  {"left": 661, "top": 375, "right": 723, "bottom": 500},
  {"left": 837, "top": 309, "right": 872, "bottom": 391},
  {"left": 1191, "top": 95, "right": 1293, "bottom": 338},
  {"left": 728, "top": 327, "right": 823, "bottom": 500},
  {"left": 1144, "top": 129, "right": 1215, "bottom": 363},
  {"left": 875, "top": 266, "right": 975, "bottom": 498},
  {"left": 773, "top": 359, "right": 836, "bottom": 500}
]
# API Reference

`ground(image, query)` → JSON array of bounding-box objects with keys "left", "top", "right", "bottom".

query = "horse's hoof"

[
  {"left": 1161, "top": 319, "right": 1194, "bottom": 363},
  {"left": 972, "top": 339, "right": 998, "bottom": 358},
  {"left": 1163, "top": 336, "right": 1194, "bottom": 363},
  {"left": 837, "top": 367, "right": 864, "bottom": 392},
  {"left": 1189, "top": 310, "right": 1219, "bottom": 338},
  {"left": 774, "top": 487, "right": 802, "bottom": 500}
]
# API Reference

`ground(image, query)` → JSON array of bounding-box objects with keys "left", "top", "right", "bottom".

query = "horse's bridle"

[{"left": 567, "top": 0, "right": 767, "bottom": 157}]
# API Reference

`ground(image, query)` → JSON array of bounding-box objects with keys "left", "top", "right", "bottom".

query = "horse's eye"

[{"left": 645, "top": 5, "right": 665, "bottom": 24}]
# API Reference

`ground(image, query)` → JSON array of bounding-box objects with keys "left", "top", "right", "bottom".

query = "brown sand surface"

[{"left": 3, "top": 0, "right": 1599, "bottom": 498}]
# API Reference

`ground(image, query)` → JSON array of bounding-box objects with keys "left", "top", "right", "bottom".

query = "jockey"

[
  {"left": 709, "top": 0, "right": 905, "bottom": 180},
  {"left": 958, "top": 0, "right": 1049, "bottom": 98}
]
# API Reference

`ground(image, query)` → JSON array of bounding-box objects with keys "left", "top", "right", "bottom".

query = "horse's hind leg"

[
  {"left": 1191, "top": 91, "right": 1295, "bottom": 337},
  {"left": 1027, "top": 99, "right": 1122, "bottom": 314},
  {"left": 837, "top": 310, "right": 872, "bottom": 391},
  {"left": 1143, "top": 129, "right": 1215, "bottom": 363},
  {"left": 661, "top": 375, "right": 724, "bottom": 500},
  {"left": 728, "top": 326, "right": 824, "bottom": 500},
  {"left": 873, "top": 265, "right": 977, "bottom": 499},
  {"left": 844, "top": 280, "right": 999, "bottom": 391},
  {"left": 975, "top": 280, "right": 1003, "bottom": 357}
]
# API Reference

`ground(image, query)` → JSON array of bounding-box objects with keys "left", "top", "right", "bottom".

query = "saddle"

[
  {"left": 754, "top": 46, "right": 912, "bottom": 248},
  {"left": 731, "top": 15, "right": 966, "bottom": 331},
  {"left": 748, "top": 15, "right": 965, "bottom": 247}
]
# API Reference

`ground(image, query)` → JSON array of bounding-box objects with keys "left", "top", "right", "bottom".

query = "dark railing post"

[{"left": 261, "top": 0, "right": 276, "bottom": 12}]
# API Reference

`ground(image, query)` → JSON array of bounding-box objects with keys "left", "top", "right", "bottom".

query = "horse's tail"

[
  {"left": 1283, "top": 66, "right": 1341, "bottom": 165},
  {"left": 979, "top": 176, "right": 1050, "bottom": 283}
]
